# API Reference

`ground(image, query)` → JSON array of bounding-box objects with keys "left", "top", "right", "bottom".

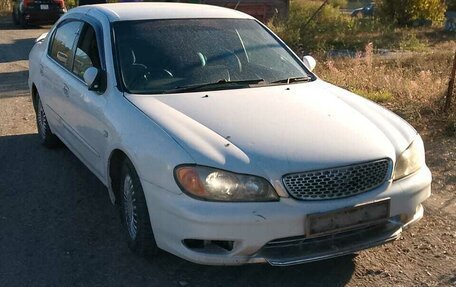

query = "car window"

[
  {"left": 73, "top": 24, "right": 102, "bottom": 79},
  {"left": 236, "top": 25, "right": 305, "bottom": 76},
  {"left": 49, "top": 21, "right": 83, "bottom": 69},
  {"left": 114, "top": 19, "right": 311, "bottom": 94}
]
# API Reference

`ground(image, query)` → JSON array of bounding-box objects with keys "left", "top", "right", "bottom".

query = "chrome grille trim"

[{"left": 282, "top": 159, "right": 392, "bottom": 200}]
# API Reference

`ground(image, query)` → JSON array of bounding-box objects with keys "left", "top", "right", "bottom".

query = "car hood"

[{"left": 125, "top": 80, "right": 416, "bottom": 181}]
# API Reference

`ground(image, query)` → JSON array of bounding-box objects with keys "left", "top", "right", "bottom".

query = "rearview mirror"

[
  {"left": 83, "top": 67, "right": 103, "bottom": 92},
  {"left": 302, "top": 55, "right": 317, "bottom": 72}
]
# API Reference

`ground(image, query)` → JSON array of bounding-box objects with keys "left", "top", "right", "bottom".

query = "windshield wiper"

[
  {"left": 164, "top": 78, "right": 266, "bottom": 93},
  {"left": 271, "top": 76, "right": 312, "bottom": 84}
]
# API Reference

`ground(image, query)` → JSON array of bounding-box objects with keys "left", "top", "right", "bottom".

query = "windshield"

[{"left": 113, "top": 19, "right": 313, "bottom": 94}]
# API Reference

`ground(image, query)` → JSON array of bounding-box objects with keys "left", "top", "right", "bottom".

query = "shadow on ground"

[
  {"left": 0, "top": 70, "right": 29, "bottom": 97},
  {"left": 0, "top": 134, "right": 356, "bottom": 287},
  {"left": 0, "top": 15, "right": 48, "bottom": 31},
  {"left": 0, "top": 38, "right": 36, "bottom": 63}
]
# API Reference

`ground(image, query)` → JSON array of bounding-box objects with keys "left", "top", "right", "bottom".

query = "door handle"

[
  {"left": 39, "top": 64, "right": 44, "bottom": 76},
  {"left": 63, "top": 84, "right": 69, "bottom": 97},
  {"left": 56, "top": 51, "right": 68, "bottom": 64}
]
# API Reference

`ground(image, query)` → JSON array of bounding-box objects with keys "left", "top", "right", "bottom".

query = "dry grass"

[
  {"left": 0, "top": 0, "right": 11, "bottom": 13},
  {"left": 315, "top": 41, "right": 456, "bottom": 135},
  {"left": 269, "top": 0, "right": 456, "bottom": 135}
]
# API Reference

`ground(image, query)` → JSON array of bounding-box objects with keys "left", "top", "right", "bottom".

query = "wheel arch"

[
  {"left": 31, "top": 83, "right": 38, "bottom": 112},
  {"left": 108, "top": 148, "right": 131, "bottom": 205}
]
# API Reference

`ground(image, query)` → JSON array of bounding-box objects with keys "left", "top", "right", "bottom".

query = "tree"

[
  {"left": 375, "top": 0, "right": 446, "bottom": 26},
  {"left": 0, "top": 0, "right": 12, "bottom": 12}
]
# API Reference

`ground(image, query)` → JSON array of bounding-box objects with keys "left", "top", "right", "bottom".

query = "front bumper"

[
  {"left": 142, "top": 166, "right": 431, "bottom": 266},
  {"left": 259, "top": 204, "right": 423, "bottom": 266}
]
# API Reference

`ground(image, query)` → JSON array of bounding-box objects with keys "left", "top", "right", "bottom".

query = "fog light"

[{"left": 183, "top": 239, "right": 234, "bottom": 252}]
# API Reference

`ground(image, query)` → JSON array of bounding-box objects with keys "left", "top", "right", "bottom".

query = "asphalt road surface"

[{"left": 0, "top": 16, "right": 454, "bottom": 287}]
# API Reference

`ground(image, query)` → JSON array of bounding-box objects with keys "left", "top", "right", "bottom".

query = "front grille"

[{"left": 282, "top": 159, "right": 391, "bottom": 200}]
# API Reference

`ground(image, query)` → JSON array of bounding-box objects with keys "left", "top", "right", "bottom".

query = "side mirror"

[
  {"left": 302, "top": 55, "right": 317, "bottom": 72},
  {"left": 35, "top": 32, "right": 48, "bottom": 43},
  {"left": 83, "top": 67, "right": 103, "bottom": 92}
]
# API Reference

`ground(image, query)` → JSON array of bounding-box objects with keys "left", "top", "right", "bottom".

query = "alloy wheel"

[{"left": 123, "top": 174, "right": 138, "bottom": 240}]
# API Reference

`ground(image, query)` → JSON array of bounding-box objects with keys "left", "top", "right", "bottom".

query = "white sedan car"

[{"left": 28, "top": 3, "right": 432, "bottom": 266}]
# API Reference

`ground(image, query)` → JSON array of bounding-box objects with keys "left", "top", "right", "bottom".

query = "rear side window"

[
  {"left": 49, "top": 21, "right": 83, "bottom": 69},
  {"left": 72, "top": 24, "right": 101, "bottom": 79}
]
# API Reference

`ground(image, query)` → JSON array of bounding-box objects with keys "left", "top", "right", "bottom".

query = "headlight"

[
  {"left": 393, "top": 135, "right": 425, "bottom": 180},
  {"left": 174, "top": 165, "right": 279, "bottom": 202}
]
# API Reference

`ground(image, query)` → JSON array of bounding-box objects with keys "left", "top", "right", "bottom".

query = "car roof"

[{"left": 72, "top": 3, "right": 254, "bottom": 22}]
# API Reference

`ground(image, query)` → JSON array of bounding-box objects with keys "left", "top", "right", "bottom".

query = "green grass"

[
  {"left": 398, "top": 32, "right": 429, "bottom": 51},
  {"left": 269, "top": 0, "right": 455, "bottom": 53}
]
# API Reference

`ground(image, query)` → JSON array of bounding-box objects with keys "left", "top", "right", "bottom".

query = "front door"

[{"left": 61, "top": 22, "right": 110, "bottom": 181}]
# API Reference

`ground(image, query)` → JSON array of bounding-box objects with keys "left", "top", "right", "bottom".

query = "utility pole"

[
  {"left": 444, "top": 49, "right": 456, "bottom": 114},
  {"left": 302, "top": 0, "right": 330, "bottom": 29}
]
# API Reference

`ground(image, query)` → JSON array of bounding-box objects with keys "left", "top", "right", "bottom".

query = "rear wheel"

[
  {"left": 19, "top": 12, "right": 28, "bottom": 28},
  {"left": 36, "top": 95, "right": 60, "bottom": 148},
  {"left": 12, "top": 8, "right": 19, "bottom": 25},
  {"left": 119, "top": 158, "right": 158, "bottom": 257}
]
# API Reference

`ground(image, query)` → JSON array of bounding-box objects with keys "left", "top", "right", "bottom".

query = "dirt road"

[
  {"left": 0, "top": 18, "right": 455, "bottom": 287},
  {"left": 0, "top": 17, "right": 46, "bottom": 97}
]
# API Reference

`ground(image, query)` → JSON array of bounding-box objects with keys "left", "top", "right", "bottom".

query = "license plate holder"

[
  {"left": 306, "top": 198, "right": 390, "bottom": 238},
  {"left": 40, "top": 4, "right": 49, "bottom": 10}
]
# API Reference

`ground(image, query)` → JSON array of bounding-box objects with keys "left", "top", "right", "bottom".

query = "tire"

[
  {"left": 12, "top": 9, "right": 19, "bottom": 25},
  {"left": 19, "top": 12, "right": 28, "bottom": 28},
  {"left": 36, "top": 96, "right": 60, "bottom": 148},
  {"left": 119, "top": 158, "right": 158, "bottom": 257}
]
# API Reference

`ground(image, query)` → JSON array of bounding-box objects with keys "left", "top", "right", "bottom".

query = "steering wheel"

[
  {"left": 126, "top": 64, "right": 174, "bottom": 89},
  {"left": 223, "top": 48, "right": 242, "bottom": 74}
]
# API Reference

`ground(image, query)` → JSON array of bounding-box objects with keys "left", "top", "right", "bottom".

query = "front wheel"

[
  {"left": 120, "top": 158, "right": 158, "bottom": 257},
  {"left": 36, "top": 96, "right": 60, "bottom": 148}
]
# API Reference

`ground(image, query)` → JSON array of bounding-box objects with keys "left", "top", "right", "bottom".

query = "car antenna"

[{"left": 302, "top": 0, "right": 330, "bottom": 29}]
